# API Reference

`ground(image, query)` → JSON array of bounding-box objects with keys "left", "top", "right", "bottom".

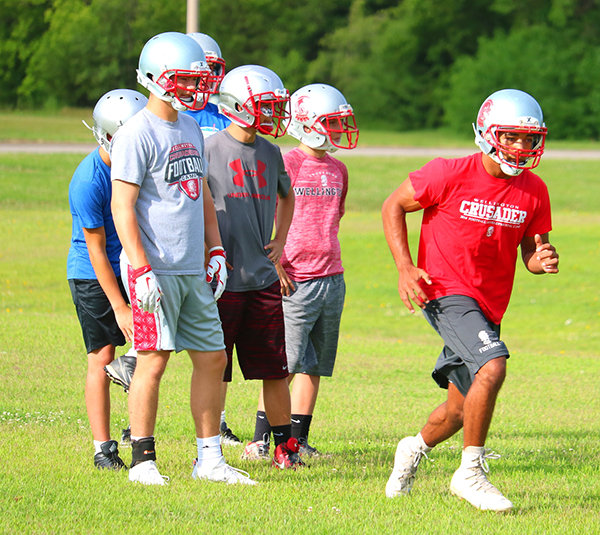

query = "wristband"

[
  {"left": 208, "top": 246, "right": 226, "bottom": 258},
  {"left": 132, "top": 264, "right": 152, "bottom": 279}
]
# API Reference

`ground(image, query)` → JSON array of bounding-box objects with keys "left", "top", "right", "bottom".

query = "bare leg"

[
  {"left": 128, "top": 350, "right": 169, "bottom": 437},
  {"left": 462, "top": 357, "right": 506, "bottom": 447},
  {"left": 86, "top": 344, "right": 116, "bottom": 441},
  {"left": 221, "top": 381, "right": 228, "bottom": 413},
  {"left": 420, "top": 357, "right": 506, "bottom": 448},
  {"left": 290, "top": 373, "right": 320, "bottom": 415},
  {"left": 420, "top": 382, "right": 465, "bottom": 447},
  {"left": 189, "top": 349, "right": 227, "bottom": 438},
  {"left": 262, "top": 378, "right": 291, "bottom": 427}
]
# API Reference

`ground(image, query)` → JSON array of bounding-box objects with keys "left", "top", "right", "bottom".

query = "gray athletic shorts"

[
  {"left": 130, "top": 271, "right": 224, "bottom": 354},
  {"left": 283, "top": 273, "right": 345, "bottom": 376},
  {"left": 422, "top": 295, "right": 509, "bottom": 397}
]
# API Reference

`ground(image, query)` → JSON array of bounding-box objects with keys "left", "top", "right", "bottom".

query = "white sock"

[
  {"left": 461, "top": 445, "right": 485, "bottom": 468},
  {"left": 197, "top": 435, "right": 223, "bottom": 468},
  {"left": 93, "top": 440, "right": 106, "bottom": 454},
  {"left": 220, "top": 410, "right": 226, "bottom": 426},
  {"left": 416, "top": 432, "right": 432, "bottom": 452}
]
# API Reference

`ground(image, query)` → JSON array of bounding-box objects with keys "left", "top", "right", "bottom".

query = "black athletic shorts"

[
  {"left": 422, "top": 295, "right": 509, "bottom": 397},
  {"left": 69, "top": 278, "right": 128, "bottom": 353}
]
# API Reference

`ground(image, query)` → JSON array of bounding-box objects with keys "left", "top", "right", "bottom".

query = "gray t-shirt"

[
  {"left": 205, "top": 129, "right": 291, "bottom": 291},
  {"left": 110, "top": 108, "right": 207, "bottom": 275}
]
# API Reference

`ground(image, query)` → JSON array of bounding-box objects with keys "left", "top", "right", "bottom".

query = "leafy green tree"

[
  {"left": 198, "top": 0, "right": 351, "bottom": 93},
  {"left": 0, "top": 0, "right": 52, "bottom": 106},
  {"left": 309, "top": 0, "right": 510, "bottom": 130},
  {"left": 20, "top": 0, "right": 185, "bottom": 108},
  {"left": 444, "top": 21, "right": 600, "bottom": 139}
]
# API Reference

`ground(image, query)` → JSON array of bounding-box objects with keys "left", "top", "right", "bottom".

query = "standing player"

[
  {"left": 184, "top": 33, "right": 231, "bottom": 139},
  {"left": 110, "top": 31, "right": 255, "bottom": 486},
  {"left": 204, "top": 65, "right": 301, "bottom": 469},
  {"left": 68, "top": 88, "right": 147, "bottom": 469},
  {"left": 382, "top": 89, "right": 559, "bottom": 511},
  {"left": 273, "top": 83, "right": 359, "bottom": 457},
  {"left": 104, "top": 32, "right": 239, "bottom": 447}
]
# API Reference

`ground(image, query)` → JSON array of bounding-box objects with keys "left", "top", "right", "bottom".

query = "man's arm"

[
  {"left": 202, "top": 178, "right": 223, "bottom": 251},
  {"left": 265, "top": 187, "right": 295, "bottom": 265},
  {"left": 111, "top": 179, "right": 162, "bottom": 313},
  {"left": 111, "top": 180, "right": 148, "bottom": 269},
  {"left": 521, "top": 233, "right": 559, "bottom": 274},
  {"left": 83, "top": 226, "right": 133, "bottom": 341},
  {"left": 381, "top": 178, "right": 431, "bottom": 313}
]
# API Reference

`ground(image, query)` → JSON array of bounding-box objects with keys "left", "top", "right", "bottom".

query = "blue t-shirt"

[
  {"left": 67, "top": 147, "right": 122, "bottom": 280},
  {"left": 183, "top": 102, "right": 230, "bottom": 139}
]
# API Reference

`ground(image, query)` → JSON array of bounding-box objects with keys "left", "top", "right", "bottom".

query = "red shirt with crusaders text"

[{"left": 410, "top": 153, "right": 552, "bottom": 324}]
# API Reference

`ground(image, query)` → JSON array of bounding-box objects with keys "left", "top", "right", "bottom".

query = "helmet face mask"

[
  {"left": 137, "top": 32, "right": 212, "bottom": 111},
  {"left": 288, "top": 84, "right": 359, "bottom": 152},
  {"left": 83, "top": 89, "right": 148, "bottom": 152},
  {"left": 474, "top": 89, "right": 547, "bottom": 176},
  {"left": 219, "top": 65, "right": 291, "bottom": 137},
  {"left": 186, "top": 33, "right": 226, "bottom": 93}
]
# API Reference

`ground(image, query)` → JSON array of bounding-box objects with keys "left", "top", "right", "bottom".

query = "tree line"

[{"left": 2, "top": 0, "right": 599, "bottom": 139}]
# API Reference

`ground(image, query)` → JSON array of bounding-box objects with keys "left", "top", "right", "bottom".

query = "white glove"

[
  {"left": 133, "top": 265, "right": 162, "bottom": 313},
  {"left": 206, "top": 246, "right": 227, "bottom": 300}
]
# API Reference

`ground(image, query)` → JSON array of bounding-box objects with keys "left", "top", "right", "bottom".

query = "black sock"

[
  {"left": 130, "top": 437, "right": 156, "bottom": 468},
  {"left": 252, "top": 411, "right": 271, "bottom": 442},
  {"left": 271, "top": 424, "right": 292, "bottom": 447},
  {"left": 291, "top": 414, "right": 313, "bottom": 441}
]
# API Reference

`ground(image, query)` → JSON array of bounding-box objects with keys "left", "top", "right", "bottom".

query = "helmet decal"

[
  {"left": 477, "top": 99, "right": 493, "bottom": 128},
  {"left": 294, "top": 95, "right": 311, "bottom": 124}
]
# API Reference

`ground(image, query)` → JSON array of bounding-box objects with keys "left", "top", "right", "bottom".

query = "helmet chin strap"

[{"left": 490, "top": 152, "right": 524, "bottom": 176}]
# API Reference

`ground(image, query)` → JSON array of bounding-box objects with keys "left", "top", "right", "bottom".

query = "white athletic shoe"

[
  {"left": 385, "top": 436, "right": 429, "bottom": 498},
  {"left": 192, "top": 457, "right": 257, "bottom": 485},
  {"left": 450, "top": 450, "right": 513, "bottom": 512},
  {"left": 129, "top": 460, "right": 169, "bottom": 486}
]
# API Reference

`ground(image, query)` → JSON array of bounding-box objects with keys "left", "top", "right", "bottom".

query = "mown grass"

[
  {"left": 3, "top": 107, "right": 600, "bottom": 150},
  {"left": 0, "top": 146, "right": 599, "bottom": 534}
]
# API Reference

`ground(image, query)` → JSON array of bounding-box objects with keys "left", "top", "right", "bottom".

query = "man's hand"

[
  {"left": 264, "top": 237, "right": 285, "bottom": 265},
  {"left": 206, "top": 246, "right": 228, "bottom": 300},
  {"left": 113, "top": 303, "right": 133, "bottom": 342},
  {"left": 534, "top": 234, "right": 559, "bottom": 273},
  {"left": 397, "top": 264, "right": 432, "bottom": 314},
  {"left": 133, "top": 265, "right": 162, "bottom": 313},
  {"left": 275, "top": 261, "right": 296, "bottom": 297}
]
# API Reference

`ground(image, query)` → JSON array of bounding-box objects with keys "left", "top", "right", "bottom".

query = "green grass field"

[
  {"left": 3, "top": 107, "right": 600, "bottom": 150},
  {"left": 1, "top": 134, "right": 599, "bottom": 533}
]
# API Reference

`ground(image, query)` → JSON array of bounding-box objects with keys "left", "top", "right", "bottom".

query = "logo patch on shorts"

[{"left": 477, "top": 330, "right": 502, "bottom": 353}]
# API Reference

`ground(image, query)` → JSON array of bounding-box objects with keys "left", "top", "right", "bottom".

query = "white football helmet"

[
  {"left": 136, "top": 32, "right": 215, "bottom": 111},
  {"left": 473, "top": 89, "right": 547, "bottom": 176},
  {"left": 218, "top": 65, "right": 290, "bottom": 137},
  {"left": 288, "top": 84, "right": 359, "bottom": 152},
  {"left": 83, "top": 89, "right": 148, "bottom": 152},
  {"left": 186, "top": 33, "right": 225, "bottom": 92}
]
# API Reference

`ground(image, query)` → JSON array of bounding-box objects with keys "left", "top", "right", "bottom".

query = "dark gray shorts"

[
  {"left": 282, "top": 274, "right": 345, "bottom": 377},
  {"left": 422, "top": 295, "right": 509, "bottom": 397}
]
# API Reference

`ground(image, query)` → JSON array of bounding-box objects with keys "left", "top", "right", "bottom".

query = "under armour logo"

[{"left": 229, "top": 158, "right": 267, "bottom": 188}]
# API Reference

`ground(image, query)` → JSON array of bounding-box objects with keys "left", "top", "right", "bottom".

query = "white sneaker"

[
  {"left": 129, "top": 460, "right": 169, "bottom": 486},
  {"left": 192, "top": 457, "right": 257, "bottom": 485},
  {"left": 385, "top": 436, "right": 429, "bottom": 497},
  {"left": 450, "top": 450, "right": 513, "bottom": 512}
]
